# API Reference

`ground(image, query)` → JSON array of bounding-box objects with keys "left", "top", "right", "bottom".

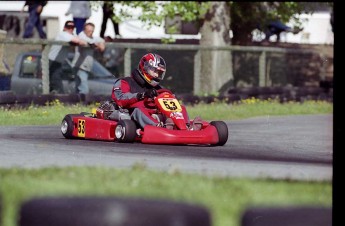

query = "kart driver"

[
  {"left": 111, "top": 53, "right": 173, "bottom": 131},
  {"left": 110, "top": 52, "right": 203, "bottom": 134}
]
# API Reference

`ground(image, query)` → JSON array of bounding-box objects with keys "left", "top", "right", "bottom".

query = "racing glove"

[{"left": 137, "top": 89, "right": 157, "bottom": 100}]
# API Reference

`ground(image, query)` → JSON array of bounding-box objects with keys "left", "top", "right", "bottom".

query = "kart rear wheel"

[
  {"left": 210, "top": 121, "right": 228, "bottom": 146},
  {"left": 61, "top": 115, "right": 75, "bottom": 139},
  {"left": 115, "top": 120, "right": 137, "bottom": 143}
]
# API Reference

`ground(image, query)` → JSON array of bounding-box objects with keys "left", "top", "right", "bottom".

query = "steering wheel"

[
  {"left": 143, "top": 88, "right": 173, "bottom": 109},
  {"left": 156, "top": 88, "right": 173, "bottom": 95}
]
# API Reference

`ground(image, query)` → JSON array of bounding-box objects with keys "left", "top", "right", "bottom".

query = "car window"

[{"left": 20, "top": 55, "right": 41, "bottom": 79}]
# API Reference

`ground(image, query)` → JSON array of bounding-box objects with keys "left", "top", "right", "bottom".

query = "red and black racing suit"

[{"left": 111, "top": 69, "right": 163, "bottom": 128}]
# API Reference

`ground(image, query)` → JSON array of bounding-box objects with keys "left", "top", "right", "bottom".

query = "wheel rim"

[
  {"left": 115, "top": 125, "right": 125, "bottom": 139},
  {"left": 61, "top": 120, "right": 68, "bottom": 134}
]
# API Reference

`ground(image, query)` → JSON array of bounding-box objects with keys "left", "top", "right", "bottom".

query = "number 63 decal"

[
  {"left": 158, "top": 98, "right": 182, "bottom": 112},
  {"left": 77, "top": 119, "right": 85, "bottom": 137}
]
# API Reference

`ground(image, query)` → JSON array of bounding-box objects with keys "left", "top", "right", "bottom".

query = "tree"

[
  {"left": 92, "top": 1, "right": 332, "bottom": 94},
  {"left": 230, "top": 2, "right": 333, "bottom": 45},
  {"left": 198, "top": 2, "right": 232, "bottom": 94}
]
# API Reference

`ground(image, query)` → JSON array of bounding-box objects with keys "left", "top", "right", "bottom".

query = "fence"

[{"left": 0, "top": 38, "right": 332, "bottom": 95}]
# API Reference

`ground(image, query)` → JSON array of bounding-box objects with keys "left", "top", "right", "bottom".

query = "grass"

[{"left": 0, "top": 98, "right": 333, "bottom": 226}]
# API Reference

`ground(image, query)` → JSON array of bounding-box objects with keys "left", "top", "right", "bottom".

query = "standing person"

[
  {"left": 48, "top": 20, "right": 87, "bottom": 93},
  {"left": 100, "top": 1, "right": 120, "bottom": 38},
  {"left": 72, "top": 22, "right": 105, "bottom": 96},
  {"left": 22, "top": 1, "right": 47, "bottom": 39},
  {"left": 330, "top": 11, "right": 334, "bottom": 33},
  {"left": 65, "top": 1, "right": 91, "bottom": 34}
]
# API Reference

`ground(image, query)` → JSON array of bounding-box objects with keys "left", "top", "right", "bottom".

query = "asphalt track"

[{"left": 0, "top": 114, "right": 332, "bottom": 181}]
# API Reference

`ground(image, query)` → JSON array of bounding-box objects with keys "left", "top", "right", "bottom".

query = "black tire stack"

[
  {"left": 241, "top": 206, "right": 332, "bottom": 226},
  {"left": 18, "top": 197, "right": 211, "bottom": 226}
]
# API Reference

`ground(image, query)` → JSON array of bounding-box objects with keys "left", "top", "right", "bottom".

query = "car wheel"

[
  {"left": 61, "top": 114, "right": 75, "bottom": 139},
  {"left": 0, "top": 90, "right": 16, "bottom": 104},
  {"left": 19, "top": 196, "right": 212, "bottom": 226},
  {"left": 210, "top": 121, "right": 229, "bottom": 146},
  {"left": 115, "top": 119, "right": 137, "bottom": 143}
]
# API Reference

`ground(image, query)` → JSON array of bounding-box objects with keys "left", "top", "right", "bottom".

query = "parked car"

[{"left": 10, "top": 51, "right": 117, "bottom": 95}]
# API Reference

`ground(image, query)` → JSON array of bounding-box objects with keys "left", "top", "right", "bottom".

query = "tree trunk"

[
  {"left": 230, "top": 2, "right": 259, "bottom": 45},
  {"left": 196, "top": 2, "right": 233, "bottom": 95}
]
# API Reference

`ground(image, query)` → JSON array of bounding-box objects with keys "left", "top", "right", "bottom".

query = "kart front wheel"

[
  {"left": 115, "top": 120, "right": 137, "bottom": 143},
  {"left": 210, "top": 121, "right": 229, "bottom": 146},
  {"left": 61, "top": 115, "right": 75, "bottom": 139}
]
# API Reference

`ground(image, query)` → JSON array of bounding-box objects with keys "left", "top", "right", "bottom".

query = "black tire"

[
  {"left": 19, "top": 197, "right": 211, "bottom": 226},
  {"left": 210, "top": 121, "right": 229, "bottom": 146},
  {"left": 241, "top": 206, "right": 332, "bottom": 226},
  {"left": 60, "top": 114, "right": 75, "bottom": 139},
  {"left": 115, "top": 119, "right": 137, "bottom": 143}
]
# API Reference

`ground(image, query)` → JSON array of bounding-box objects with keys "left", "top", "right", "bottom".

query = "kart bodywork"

[{"left": 61, "top": 90, "right": 229, "bottom": 146}]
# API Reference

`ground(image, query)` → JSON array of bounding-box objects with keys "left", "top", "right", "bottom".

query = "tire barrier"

[
  {"left": 241, "top": 206, "right": 332, "bottom": 226},
  {"left": 0, "top": 86, "right": 333, "bottom": 107},
  {"left": 19, "top": 196, "right": 211, "bottom": 226},
  {"left": 225, "top": 86, "right": 333, "bottom": 102},
  {"left": 0, "top": 93, "right": 107, "bottom": 107}
]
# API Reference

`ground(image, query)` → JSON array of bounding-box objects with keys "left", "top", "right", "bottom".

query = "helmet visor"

[{"left": 144, "top": 62, "right": 166, "bottom": 82}]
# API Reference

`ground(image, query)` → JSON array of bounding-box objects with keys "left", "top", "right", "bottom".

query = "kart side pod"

[{"left": 61, "top": 114, "right": 118, "bottom": 141}]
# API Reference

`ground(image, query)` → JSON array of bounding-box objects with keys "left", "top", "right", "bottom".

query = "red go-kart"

[{"left": 61, "top": 89, "right": 228, "bottom": 146}]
